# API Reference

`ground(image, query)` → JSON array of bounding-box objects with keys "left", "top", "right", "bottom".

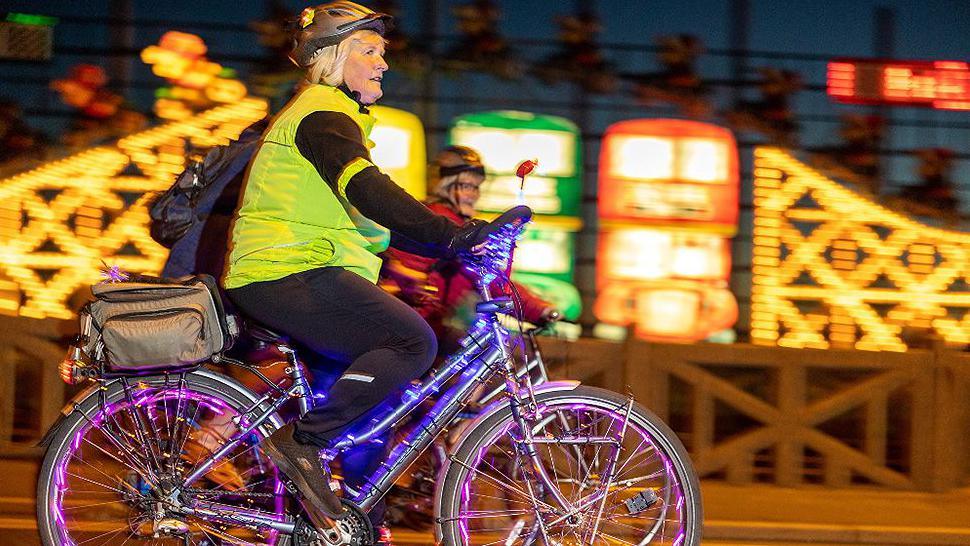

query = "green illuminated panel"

[
  {"left": 6, "top": 13, "right": 58, "bottom": 26},
  {"left": 449, "top": 111, "right": 582, "bottom": 217}
]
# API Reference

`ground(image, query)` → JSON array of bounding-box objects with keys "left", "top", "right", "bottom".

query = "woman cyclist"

[{"left": 223, "top": 1, "right": 501, "bottom": 533}]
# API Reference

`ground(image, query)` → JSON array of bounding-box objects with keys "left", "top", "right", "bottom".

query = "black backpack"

[{"left": 149, "top": 118, "right": 267, "bottom": 279}]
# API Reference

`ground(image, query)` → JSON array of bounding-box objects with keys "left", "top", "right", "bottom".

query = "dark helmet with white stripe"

[
  {"left": 289, "top": 1, "right": 393, "bottom": 67},
  {"left": 437, "top": 145, "right": 486, "bottom": 179}
]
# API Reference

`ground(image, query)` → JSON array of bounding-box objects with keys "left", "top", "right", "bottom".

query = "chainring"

[{"left": 293, "top": 499, "right": 374, "bottom": 546}]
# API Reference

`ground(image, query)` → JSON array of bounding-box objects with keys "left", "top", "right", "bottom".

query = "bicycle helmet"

[
  {"left": 437, "top": 145, "right": 486, "bottom": 179},
  {"left": 289, "top": 1, "right": 393, "bottom": 68}
]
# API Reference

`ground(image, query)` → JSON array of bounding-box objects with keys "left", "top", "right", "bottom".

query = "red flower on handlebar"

[{"left": 515, "top": 159, "right": 538, "bottom": 179}]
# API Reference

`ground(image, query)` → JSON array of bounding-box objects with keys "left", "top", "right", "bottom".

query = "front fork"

[
  {"left": 487, "top": 316, "right": 574, "bottom": 516},
  {"left": 488, "top": 315, "right": 632, "bottom": 541}
]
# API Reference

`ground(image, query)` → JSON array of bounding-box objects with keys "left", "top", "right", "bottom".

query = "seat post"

[{"left": 279, "top": 344, "right": 314, "bottom": 414}]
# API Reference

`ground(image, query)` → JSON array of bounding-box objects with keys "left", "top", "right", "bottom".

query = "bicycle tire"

[
  {"left": 436, "top": 385, "right": 702, "bottom": 546},
  {"left": 36, "top": 370, "right": 288, "bottom": 546}
]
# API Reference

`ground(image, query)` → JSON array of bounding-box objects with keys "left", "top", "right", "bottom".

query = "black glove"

[
  {"left": 448, "top": 206, "right": 533, "bottom": 255},
  {"left": 447, "top": 219, "right": 489, "bottom": 254}
]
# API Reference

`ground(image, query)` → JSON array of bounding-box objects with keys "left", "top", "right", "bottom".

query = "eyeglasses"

[{"left": 454, "top": 182, "right": 481, "bottom": 193}]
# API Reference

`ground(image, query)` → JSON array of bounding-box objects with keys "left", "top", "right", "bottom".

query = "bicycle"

[{"left": 37, "top": 206, "right": 702, "bottom": 545}]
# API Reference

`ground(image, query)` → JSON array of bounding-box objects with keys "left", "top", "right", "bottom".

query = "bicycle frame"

[
  {"left": 49, "top": 215, "right": 694, "bottom": 545},
  {"left": 167, "top": 303, "right": 536, "bottom": 534},
  {"left": 334, "top": 283, "right": 573, "bottom": 513}
]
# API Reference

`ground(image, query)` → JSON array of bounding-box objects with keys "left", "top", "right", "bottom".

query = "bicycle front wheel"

[
  {"left": 437, "top": 385, "right": 701, "bottom": 546},
  {"left": 36, "top": 370, "right": 289, "bottom": 546}
]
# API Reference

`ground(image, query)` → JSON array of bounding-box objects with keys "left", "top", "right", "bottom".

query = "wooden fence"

[
  {"left": 0, "top": 316, "right": 69, "bottom": 456},
  {"left": 541, "top": 337, "right": 970, "bottom": 492},
  {"left": 3, "top": 317, "right": 968, "bottom": 492}
]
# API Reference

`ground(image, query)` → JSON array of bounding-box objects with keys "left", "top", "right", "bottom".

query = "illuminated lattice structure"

[
  {"left": 0, "top": 98, "right": 268, "bottom": 319},
  {"left": 752, "top": 147, "right": 970, "bottom": 351}
]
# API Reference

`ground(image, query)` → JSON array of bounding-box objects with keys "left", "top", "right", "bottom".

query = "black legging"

[{"left": 227, "top": 266, "right": 437, "bottom": 448}]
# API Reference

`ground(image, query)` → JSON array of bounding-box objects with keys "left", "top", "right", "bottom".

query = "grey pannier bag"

[{"left": 81, "top": 274, "right": 238, "bottom": 372}]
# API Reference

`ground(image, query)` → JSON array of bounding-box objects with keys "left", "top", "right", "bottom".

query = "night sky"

[
  {"left": 5, "top": 1, "right": 968, "bottom": 147},
  {"left": 2, "top": 1, "right": 969, "bottom": 190}
]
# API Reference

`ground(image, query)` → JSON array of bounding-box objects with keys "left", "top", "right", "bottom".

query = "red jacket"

[{"left": 380, "top": 201, "right": 550, "bottom": 333}]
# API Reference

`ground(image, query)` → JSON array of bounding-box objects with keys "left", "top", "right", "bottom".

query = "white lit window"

[
  {"left": 477, "top": 176, "right": 561, "bottom": 214},
  {"left": 671, "top": 236, "right": 725, "bottom": 279},
  {"left": 451, "top": 128, "right": 575, "bottom": 177},
  {"left": 608, "top": 136, "right": 675, "bottom": 180},
  {"left": 519, "top": 132, "right": 572, "bottom": 176},
  {"left": 636, "top": 289, "right": 700, "bottom": 336},
  {"left": 606, "top": 229, "right": 671, "bottom": 280},
  {"left": 514, "top": 230, "right": 570, "bottom": 274},
  {"left": 679, "top": 138, "right": 728, "bottom": 183}
]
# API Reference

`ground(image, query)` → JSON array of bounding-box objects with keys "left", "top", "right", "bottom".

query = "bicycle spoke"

[
  {"left": 80, "top": 434, "right": 150, "bottom": 479},
  {"left": 63, "top": 498, "right": 129, "bottom": 512},
  {"left": 452, "top": 454, "right": 555, "bottom": 511},
  {"left": 597, "top": 529, "right": 639, "bottom": 545},
  {"left": 601, "top": 511, "right": 684, "bottom": 540},
  {"left": 75, "top": 520, "right": 136, "bottom": 545},
  {"left": 449, "top": 507, "right": 534, "bottom": 521},
  {"left": 189, "top": 435, "right": 264, "bottom": 488},
  {"left": 70, "top": 449, "right": 129, "bottom": 489},
  {"left": 121, "top": 380, "right": 166, "bottom": 475},
  {"left": 64, "top": 489, "right": 124, "bottom": 495},
  {"left": 450, "top": 398, "right": 694, "bottom": 546},
  {"left": 180, "top": 405, "right": 233, "bottom": 476},
  {"left": 78, "top": 411, "right": 157, "bottom": 483},
  {"left": 171, "top": 379, "right": 194, "bottom": 473},
  {"left": 196, "top": 521, "right": 259, "bottom": 545},
  {"left": 49, "top": 382, "right": 288, "bottom": 546},
  {"left": 462, "top": 491, "right": 537, "bottom": 508},
  {"left": 66, "top": 471, "right": 127, "bottom": 495},
  {"left": 117, "top": 528, "right": 140, "bottom": 546},
  {"left": 613, "top": 445, "right": 661, "bottom": 480}
]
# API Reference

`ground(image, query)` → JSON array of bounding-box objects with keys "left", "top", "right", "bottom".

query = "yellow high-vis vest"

[{"left": 224, "top": 84, "right": 390, "bottom": 289}]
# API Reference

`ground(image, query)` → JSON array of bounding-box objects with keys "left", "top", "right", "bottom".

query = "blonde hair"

[{"left": 304, "top": 30, "right": 386, "bottom": 87}]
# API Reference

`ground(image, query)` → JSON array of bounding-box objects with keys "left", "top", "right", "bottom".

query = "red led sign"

[{"left": 827, "top": 58, "right": 970, "bottom": 111}]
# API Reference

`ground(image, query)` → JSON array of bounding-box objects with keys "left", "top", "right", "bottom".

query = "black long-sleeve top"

[{"left": 294, "top": 110, "right": 457, "bottom": 252}]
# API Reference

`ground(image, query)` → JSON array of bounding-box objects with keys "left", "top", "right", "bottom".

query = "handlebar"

[{"left": 457, "top": 205, "right": 533, "bottom": 284}]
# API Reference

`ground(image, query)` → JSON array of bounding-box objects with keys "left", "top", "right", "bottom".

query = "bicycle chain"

[{"left": 182, "top": 487, "right": 278, "bottom": 500}]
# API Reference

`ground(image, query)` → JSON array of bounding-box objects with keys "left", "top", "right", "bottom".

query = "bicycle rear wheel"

[
  {"left": 36, "top": 370, "right": 290, "bottom": 546},
  {"left": 437, "top": 385, "right": 701, "bottom": 546}
]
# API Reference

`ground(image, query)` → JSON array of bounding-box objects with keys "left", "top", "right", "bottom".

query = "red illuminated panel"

[
  {"left": 598, "top": 119, "right": 739, "bottom": 227},
  {"left": 827, "top": 58, "right": 970, "bottom": 110},
  {"left": 595, "top": 230, "right": 731, "bottom": 286}
]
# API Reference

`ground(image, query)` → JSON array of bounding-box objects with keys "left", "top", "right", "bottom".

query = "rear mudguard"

[{"left": 36, "top": 369, "right": 279, "bottom": 448}]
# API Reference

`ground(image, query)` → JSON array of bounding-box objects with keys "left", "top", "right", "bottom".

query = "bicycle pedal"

[
  {"left": 135, "top": 518, "right": 189, "bottom": 537},
  {"left": 624, "top": 488, "right": 659, "bottom": 515}
]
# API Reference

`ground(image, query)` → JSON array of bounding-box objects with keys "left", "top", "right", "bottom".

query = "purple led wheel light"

[
  {"left": 50, "top": 386, "right": 285, "bottom": 546},
  {"left": 457, "top": 401, "right": 690, "bottom": 546}
]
